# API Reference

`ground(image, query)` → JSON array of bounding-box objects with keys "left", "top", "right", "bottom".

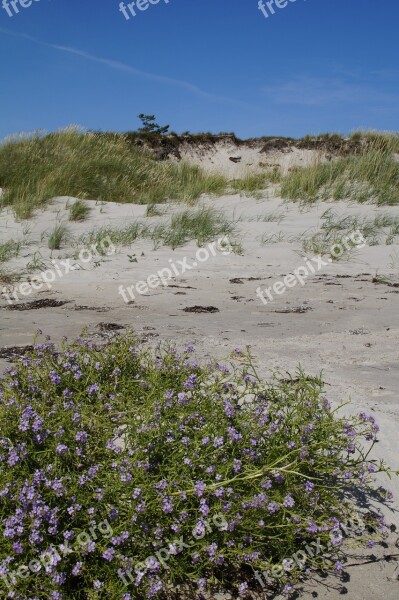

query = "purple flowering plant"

[{"left": 0, "top": 334, "right": 396, "bottom": 599}]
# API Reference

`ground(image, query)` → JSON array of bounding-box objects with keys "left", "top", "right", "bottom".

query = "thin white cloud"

[
  {"left": 0, "top": 27, "right": 252, "bottom": 109},
  {"left": 262, "top": 75, "right": 398, "bottom": 107},
  {"left": 333, "top": 65, "right": 399, "bottom": 83},
  {"left": 370, "top": 69, "right": 399, "bottom": 80}
]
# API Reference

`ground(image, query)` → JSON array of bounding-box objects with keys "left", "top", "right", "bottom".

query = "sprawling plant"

[{"left": 0, "top": 334, "right": 394, "bottom": 599}]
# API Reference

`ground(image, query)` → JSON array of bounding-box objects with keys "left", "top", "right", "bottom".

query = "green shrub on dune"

[{"left": 0, "top": 333, "right": 394, "bottom": 599}]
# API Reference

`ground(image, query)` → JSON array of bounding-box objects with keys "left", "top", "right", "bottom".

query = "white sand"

[
  {"left": 170, "top": 139, "right": 323, "bottom": 177},
  {"left": 1, "top": 190, "right": 399, "bottom": 598}
]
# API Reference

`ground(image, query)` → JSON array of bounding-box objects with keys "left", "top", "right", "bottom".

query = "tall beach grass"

[
  {"left": 0, "top": 129, "right": 227, "bottom": 219},
  {"left": 280, "top": 132, "right": 399, "bottom": 206}
]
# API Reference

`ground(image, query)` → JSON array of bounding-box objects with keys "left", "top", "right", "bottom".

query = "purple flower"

[
  {"left": 56, "top": 444, "right": 68, "bottom": 456},
  {"left": 7, "top": 449, "right": 19, "bottom": 466},
  {"left": 18, "top": 405, "right": 36, "bottom": 431},
  {"left": 282, "top": 558, "right": 293, "bottom": 571},
  {"left": 227, "top": 427, "right": 242, "bottom": 442},
  {"left": 223, "top": 400, "right": 235, "bottom": 418},
  {"left": 132, "top": 488, "right": 141, "bottom": 499},
  {"left": 67, "top": 503, "right": 82, "bottom": 516},
  {"left": 306, "top": 521, "right": 318, "bottom": 533},
  {"left": 197, "top": 578, "right": 207, "bottom": 591},
  {"left": 239, "top": 582, "right": 248, "bottom": 594},
  {"left": 274, "top": 471, "right": 285, "bottom": 483},
  {"left": 183, "top": 374, "right": 197, "bottom": 389},
  {"left": 149, "top": 581, "right": 163, "bottom": 595},
  {"left": 154, "top": 479, "right": 168, "bottom": 491},
  {"left": 145, "top": 556, "right": 160, "bottom": 572},
  {"left": 75, "top": 431, "right": 88, "bottom": 443},
  {"left": 267, "top": 502, "right": 280, "bottom": 514},
  {"left": 109, "top": 507, "right": 119, "bottom": 520},
  {"left": 199, "top": 499, "right": 210, "bottom": 516},
  {"left": 162, "top": 497, "right": 174, "bottom": 514},
  {"left": 72, "top": 561, "right": 83, "bottom": 576},
  {"left": 88, "top": 384, "right": 99, "bottom": 396},
  {"left": 102, "top": 548, "right": 115, "bottom": 561},
  {"left": 177, "top": 392, "right": 188, "bottom": 404},
  {"left": 305, "top": 481, "right": 314, "bottom": 494},
  {"left": 49, "top": 371, "right": 61, "bottom": 385},
  {"left": 283, "top": 494, "right": 295, "bottom": 509},
  {"left": 193, "top": 521, "right": 206, "bottom": 538},
  {"left": 83, "top": 541, "right": 96, "bottom": 554},
  {"left": 214, "top": 487, "right": 224, "bottom": 498},
  {"left": 233, "top": 459, "right": 242, "bottom": 472},
  {"left": 88, "top": 466, "right": 99, "bottom": 478},
  {"left": 194, "top": 481, "right": 206, "bottom": 497},
  {"left": 12, "top": 542, "right": 23, "bottom": 554},
  {"left": 261, "top": 479, "right": 272, "bottom": 490},
  {"left": 282, "top": 584, "right": 294, "bottom": 595}
]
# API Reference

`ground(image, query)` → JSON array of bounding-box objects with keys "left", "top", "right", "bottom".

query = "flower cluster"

[{"left": 0, "top": 334, "right": 393, "bottom": 599}]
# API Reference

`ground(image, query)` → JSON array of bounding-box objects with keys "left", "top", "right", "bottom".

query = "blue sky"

[{"left": 0, "top": 0, "right": 398, "bottom": 139}]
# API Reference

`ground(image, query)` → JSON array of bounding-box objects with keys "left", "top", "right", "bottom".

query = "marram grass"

[
  {"left": 280, "top": 133, "right": 399, "bottom": 206},
  {"left": 0, "top": 130, "right": 226, "bottom": 219}
]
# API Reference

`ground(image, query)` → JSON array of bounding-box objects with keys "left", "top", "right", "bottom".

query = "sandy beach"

[
  {"left": 1, "top": 1, "right": 399, "bottom": 596},
  {"left": 1, "top": 186, "right": 399, "bottom": 597}
]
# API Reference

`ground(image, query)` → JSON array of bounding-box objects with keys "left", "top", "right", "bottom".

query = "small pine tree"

[{"left": 137, "top": 114, "right": 170, "bottom": 136}]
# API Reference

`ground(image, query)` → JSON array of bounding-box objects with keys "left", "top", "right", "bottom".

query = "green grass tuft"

[
  {"left": 77, "top": 206, "right": 235, "bottom": 252},
  {"left": 150, "top": 206, "right": 234, "bottom": 249},
  {"left": 76, "top": 222, "right": 148, "bottom": 255},
  {"left": 0, "top": 239, "right": 22, "bottom": 263},
  {"left": 231, "top": 168, "right": 281, "bottom": 195},
  {"left": 145, "top": 203, "right": 166, "bottom": 217},
  {"left": 68, "top": 200, "right": 91, "bottom": 222},
  {"left": 48, "top": 223, "right": 69, "bottom": 250}
]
